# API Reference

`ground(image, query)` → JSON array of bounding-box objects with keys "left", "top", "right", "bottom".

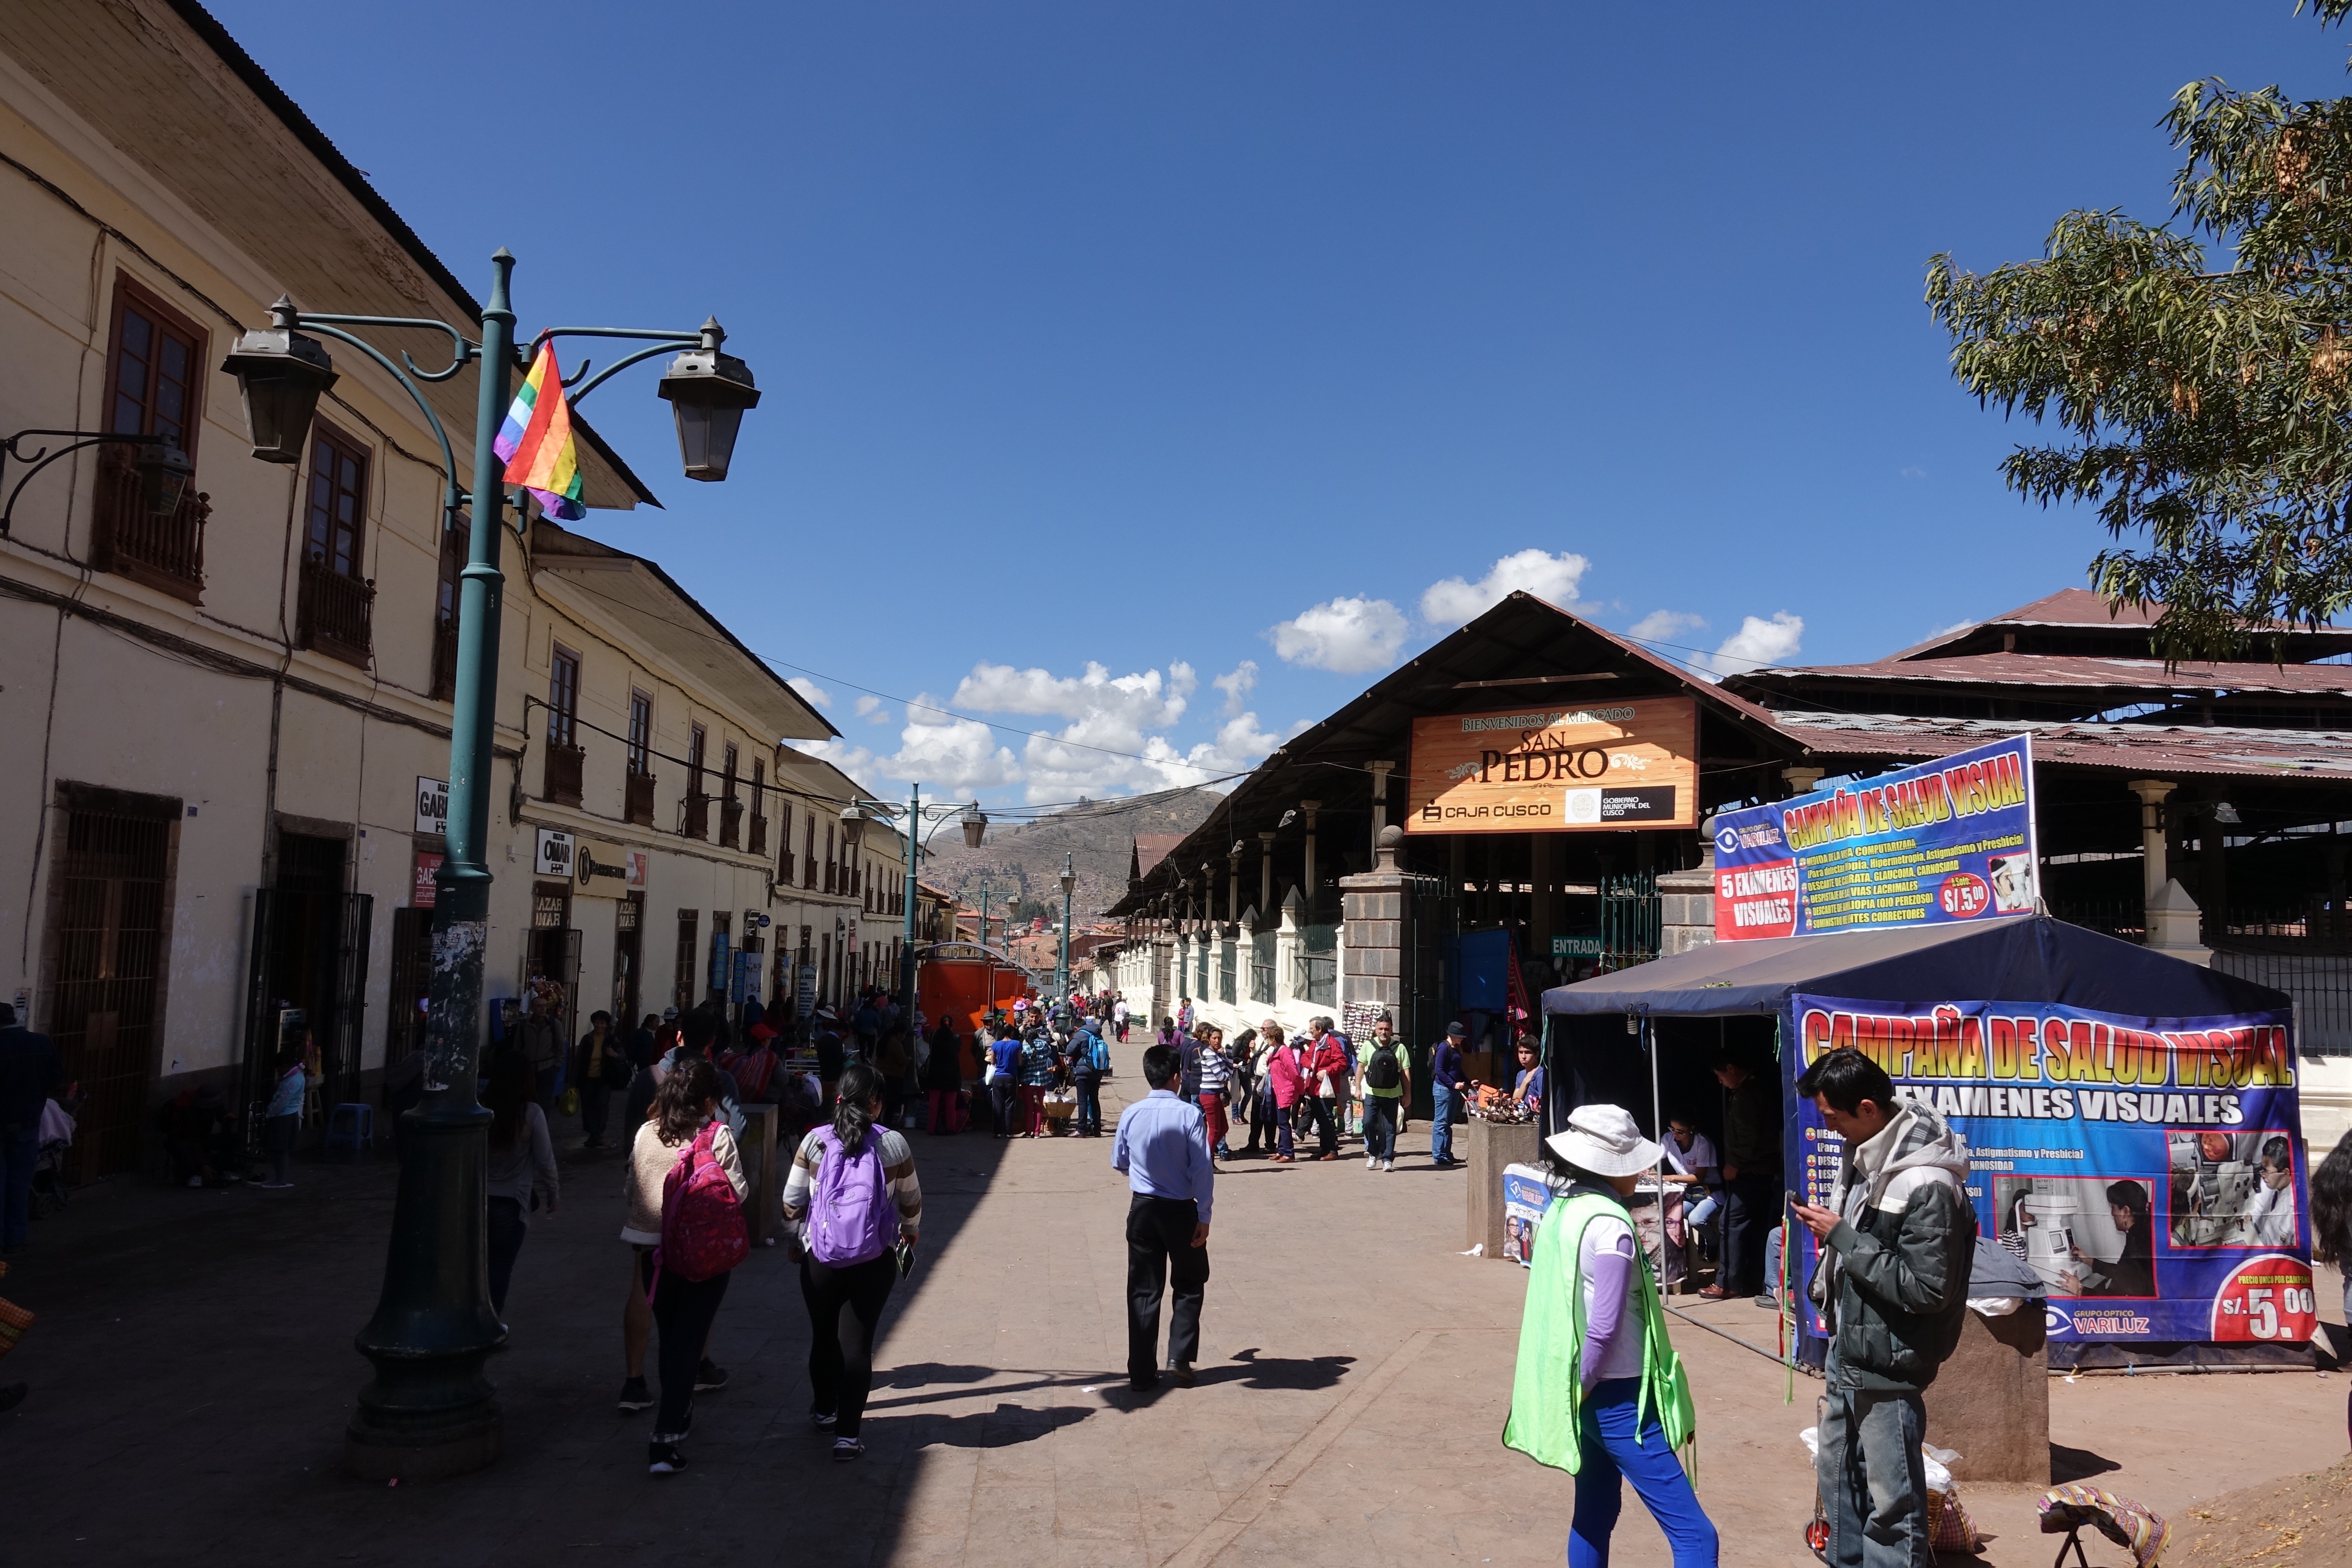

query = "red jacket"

[{"left": 1264, "top": 1043, "right": 1310, "bottom": 1108}]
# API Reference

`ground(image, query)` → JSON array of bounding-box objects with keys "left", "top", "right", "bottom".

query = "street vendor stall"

[{"left": 1540, "top": 911, "right": 2313, "bottom": 1373}]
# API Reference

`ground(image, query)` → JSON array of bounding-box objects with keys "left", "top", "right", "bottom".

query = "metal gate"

[
  {"left": 1402, "top": 873, "right": 1458, "bottom": 1121},
  {"left": 49, "top": 805, "right": 171, "bottom": 1179}
]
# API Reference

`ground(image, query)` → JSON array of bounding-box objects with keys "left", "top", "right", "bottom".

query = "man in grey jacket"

[{"left": 1791, "top": 1048, "right": 1973, "bottom": 1568}]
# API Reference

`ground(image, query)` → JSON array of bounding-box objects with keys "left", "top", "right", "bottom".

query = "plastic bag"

[{"left": 557, "top": 1087, "right": 580, "bottom": 1118}]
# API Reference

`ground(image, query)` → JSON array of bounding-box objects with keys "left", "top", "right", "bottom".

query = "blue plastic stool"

[{"left": 325, "top": 1102, "right": 374, "bottom": 1152}]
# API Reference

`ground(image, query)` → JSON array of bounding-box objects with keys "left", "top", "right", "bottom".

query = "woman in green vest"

[{"left": 1505, "top": 1104, "right": 1717, "bottom": 1566}]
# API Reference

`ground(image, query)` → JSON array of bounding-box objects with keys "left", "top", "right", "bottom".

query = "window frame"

[
  {"left": 103, "top": 274, "right": 206, "bottom": 457},
  {"left": 628, "top": 689, "right": 653, "bottom": 775},
  {"left": 548, "top": 643, "right": 582, "bottom": 750},
  {"left": 303, "top": 419, "right": 372, "bottom": 582}
]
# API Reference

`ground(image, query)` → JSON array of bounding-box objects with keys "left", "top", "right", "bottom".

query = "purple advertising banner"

[{"left": 1783, "top": 993, "right": 2316, "bottom": 1345}]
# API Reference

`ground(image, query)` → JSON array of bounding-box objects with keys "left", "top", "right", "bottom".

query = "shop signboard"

[
  {"left": 796, "top": 963, "right": 818, "bottom": 1016},
  {"left": 1711, "top": 734, "right": 2037, "bottom": 941},
  {"left": 572, "top": 838, "right": 647, "bottom": 899},
  {"left": 412, "top": 850, "right": 443, "bottom": 909},
  {"left": 1406, "top": 697, "right": 1696, "bottom": 834},
  {"left": 707, "top": 931, "right": 730, "bottom": 995},
  {"left": 533, "top": 827, "right": 575, "bottom": 880},
  {"left": 1784, "top": 993, "right": 2315, "bottom": 1347},
  {"left": 414, "top": 776, "right": 448, "bottom": 837}
]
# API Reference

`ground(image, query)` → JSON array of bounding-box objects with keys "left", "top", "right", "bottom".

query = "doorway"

[
  {"left": 47, "top": 798, "right": 174, "bottom": 1179},
  {"left": 525, "top": 882, "right": 581, "bottom": 1047},
  {"left": 241, "top": 832, "right": 372, "bottom": 1125}
]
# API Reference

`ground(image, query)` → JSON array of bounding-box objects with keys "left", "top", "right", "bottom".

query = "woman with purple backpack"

[
  {"left": 783, "top": 1061, "right": 923, "bottom": 1462},
  {"left": 623, "top": 1056, "right": 749, "bottom": 1476}
]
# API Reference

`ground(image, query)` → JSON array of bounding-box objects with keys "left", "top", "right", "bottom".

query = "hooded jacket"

[{"left": 1807, "top": 1099, "right": 1975, "bottom": 1393}]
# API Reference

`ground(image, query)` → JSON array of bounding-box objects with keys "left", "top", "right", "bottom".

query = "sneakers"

[
  {"left": 648, "top": 1442, "right": 685, "bottom": 1475},
  {"left": 1365, "top": 1155, "right": 1378, "bottom": 1169},
  {"left": 811, "top": 1409, "right": 837, "bottom": 1429},
  {"left": 832, "top": 1436, "right": 865, "bottom": 1462},
  {"left": 617, "top": 1376, "right": 653, "bottom": 1412},
  {"left": 254, "top": 1180, "right": 293, "bottom": 1190},
  {"left": 1382, "top": 1160, "right": 1395, "bottom": 1172},
  {"left": 693, "top": 1359, "right": 729, "bottom": 1392}
]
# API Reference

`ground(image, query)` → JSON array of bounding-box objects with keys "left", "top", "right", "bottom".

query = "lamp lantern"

[
  {"left": 220, "top": 298, "right": 338, "bottom": 463},
  {"left": 135, "top": 436, "right": 196, "bottom": 518},
  {"left": 655, "top": 318, "right": 760, "bottom": 482},
  {"left": 959, "top": 804, "right": 989, "bottom": 849},
  {"left": 838, "top": 803, "right": 867, "bottom": 846}
]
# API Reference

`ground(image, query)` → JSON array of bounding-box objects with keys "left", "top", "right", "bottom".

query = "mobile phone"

[{"left": 1785, "top": 1190, "right": 1802, "bottom": 1210}]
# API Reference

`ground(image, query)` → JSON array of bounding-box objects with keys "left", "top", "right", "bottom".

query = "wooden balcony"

[
  {"left": 542, "top": 741, "right": 584, "bottom": 808},
  {"left": 91, "top": 448, "right": 207, "bottom": 603},
  {"left": 683, "top": 792, "right": 710, "bottom": 841},
  {"left": 748, "top": 814, "right": 768, "bottom": 858},
  {"left": 429, "top": 613, "right": 459, "bottom": 701},
  {"left": 625, "top": 769, "right": 656, "bottom": 827},
  {"left": 719, "top": 798, "right": 744, "bottom": 849},
  {"left": 296, "top": 556, "right": 375, "bottom": 668}
]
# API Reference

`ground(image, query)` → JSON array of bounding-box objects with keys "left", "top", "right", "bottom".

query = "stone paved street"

[{"left": 4, "top": 1037, "right": 2346, "bottom": 1567}]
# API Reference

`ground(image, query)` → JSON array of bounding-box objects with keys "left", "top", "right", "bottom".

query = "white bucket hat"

[{"left": 1544, "top": 1104, "right": 1663, "bottom": 1178}]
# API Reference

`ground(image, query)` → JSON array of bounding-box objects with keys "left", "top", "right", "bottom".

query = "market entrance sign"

[
  {"left": 1712, "top": 734, "right": 2038, "bottom": 940},
  {"left": 1406, "top": 697, "right": 1696, "bottom": 834}
]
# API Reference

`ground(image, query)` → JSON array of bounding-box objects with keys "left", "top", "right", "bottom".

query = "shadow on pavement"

[
  {"left": 2051, "top": 1443, "right": 2122, "bottom": 1483},
  {"left": 1199, "top": 1347, "right": 1356, "bottom": 1391}
]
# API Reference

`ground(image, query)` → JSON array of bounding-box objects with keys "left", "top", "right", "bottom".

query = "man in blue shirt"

[
  {"left": 1430, "top": 1020, "right": 1469, "bottom": 1169},
  {"left": 1111, "top": 1043, "right": 1214, "bottom": 1390}
]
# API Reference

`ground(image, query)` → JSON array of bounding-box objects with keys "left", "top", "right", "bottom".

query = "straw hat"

[{"left": 1544, "top": 1104, "right": 1662, "bottom": 1178}]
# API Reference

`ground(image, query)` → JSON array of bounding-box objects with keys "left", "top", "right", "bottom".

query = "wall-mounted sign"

[
  {"left": 1406, "top": 697, "right": 1697, "bottom": 834},
  {"left": 1550, "top": 934, "right": 1605, "bottom": 958},
  {"left": 573, "top": 838, "right": 648, "bottom": 898},
  {"left": 1711, "top": 733, "right": 2037, "bottom": 941},
  {"left": 414, "top": 777, "right": 449, "bottom": 837},
  {"left": 533, "top": 827, "right": 575, "bottom": 879},
  {"left": 413, "top": 851, "right": 444, "bottom": 909}
]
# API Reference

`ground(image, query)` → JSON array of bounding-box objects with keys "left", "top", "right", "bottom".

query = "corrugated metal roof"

[
  {"left": 1733, "top": 652, "right": 2352, "bottom": 697},
  {"left": 1773, "top": 710, "right": 2352, "bottom": 779}
]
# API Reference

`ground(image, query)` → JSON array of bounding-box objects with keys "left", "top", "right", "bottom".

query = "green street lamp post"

[
  {"left": 841, "top": 788, "right": 987, "bottom": 1041},
  {"left": 1057, "top": 853, "right": 1076, "bottom": 1013},
  {"left": 220, "top": 249, "right": 758, "bottom": 1479}
]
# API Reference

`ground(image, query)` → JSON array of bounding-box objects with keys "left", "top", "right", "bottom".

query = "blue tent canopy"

[{"left": 1540, "top": 915, "right": 2288, "bottom": 1019}]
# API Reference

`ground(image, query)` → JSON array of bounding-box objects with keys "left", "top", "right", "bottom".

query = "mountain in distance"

[{"left": 921, "top": 787, "right": 1219, "bottom": 924}]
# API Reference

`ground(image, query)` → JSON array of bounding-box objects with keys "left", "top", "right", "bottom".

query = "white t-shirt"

[
  {"left": 1577, "top": 1213, "right": 1646, "bottom": 1385},
  {"left": 1662, "top": 1131, "right": 1717, "bottom": 1179}
]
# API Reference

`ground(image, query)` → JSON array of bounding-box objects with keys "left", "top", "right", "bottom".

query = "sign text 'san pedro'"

[{"left": 1406, "top": 698, "right": 1696, "bottom": 834}]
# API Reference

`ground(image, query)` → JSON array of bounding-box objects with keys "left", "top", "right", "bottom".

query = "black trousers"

[
  {"left": 1722, "top": 1171, "right": 1779, "bottom": 1295},
  {"left": 1303, "top": 1097, "right": 1338, "bottom": 1156},
  {"left": 486, "top": 1196, "right": 527, "bottom": 1314},
  {"left": 800, "top": 1252, "right": 897, "bottom": 1438},
  {"left": 1126, "top": 1194, "right": 1208, "bottom": 1382},
  {"left": 640, "top": 1252, "right": 730, "bottom": 1442},
  {"left": 580, "top": 1079, "right": 611, "bottom": 1142}
]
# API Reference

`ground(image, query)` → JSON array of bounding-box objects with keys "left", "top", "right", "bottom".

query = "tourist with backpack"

[
  {"left": 1068, "top": 1018, "right": 1109, "bottom": 1138},
  {"left": 1357, "top": 1014, "right": 1411, "bottom": 1172},
  {"left": 783, "top": 1062, "right": 923, "bottom": 1461},
  {"left": 622, "top": 1057, "right": 749, "bottom": 1476}
]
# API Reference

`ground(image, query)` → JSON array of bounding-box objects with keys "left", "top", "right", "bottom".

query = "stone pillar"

[
  {"left": 1366, "top": 761, "right": 1396, "bottom": 857},
  {"left": 1259, "top": 830, "right": 1276, "bottom": 915},
  {"left": 1275, "top": 887, "right": 1302, "bottom": 1008},
  {"left": 1301, "top": 800, "right": 1322, "bottom": 912},
  {"left": 1529, "top": 832, "right": 1555, "bottom": 960},
  {"left": 1467, "top": 1118, "right": 1543, "bottom": 1256},
  {"left": 1341, "top": 824, "right": 1408, "bottom": 1023},
  {"left": 1782, "top": 765, "right": 1826, "bottom": 798},
  {"left": 2130, "top": 780, "right": 2210, "bottom": 965},
  {"left": 1658, "top": 844, "right": 1718, "bottom": 959}
]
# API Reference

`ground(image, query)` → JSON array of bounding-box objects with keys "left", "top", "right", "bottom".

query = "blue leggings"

[{"left": 1570, "top": 1378, "right": 1718, "bottom": 1567}]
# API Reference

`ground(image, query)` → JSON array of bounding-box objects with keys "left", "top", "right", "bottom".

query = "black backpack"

[{"left": 1363, "top": 1041, "right": 1403, "bottom": 1092}]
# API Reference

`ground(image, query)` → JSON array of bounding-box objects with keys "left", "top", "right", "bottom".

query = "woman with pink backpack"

[
  {"left": 622, "top": 1056, "right": 750, "bottom": 1476},
  {"left": 782, "top": 1061, "right": 923, "bottom": 1462}
]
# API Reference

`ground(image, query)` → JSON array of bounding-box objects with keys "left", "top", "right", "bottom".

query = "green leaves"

[{"left": 1932, "top": 7, "right": 2352, "bottom": 662}]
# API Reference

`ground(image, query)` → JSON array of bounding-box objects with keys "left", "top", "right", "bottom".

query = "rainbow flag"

[{"left": 495, "top": 341, "right": 586, "bottom": 521}]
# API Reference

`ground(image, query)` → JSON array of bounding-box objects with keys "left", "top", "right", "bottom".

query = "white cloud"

[
  {"left": 1270, "top": 595, "right": 1409, "bottom": 673},
  {"left": 786, "top": 675, "right": 832, "bottom": 708},
  {"left": 807, "top": 702, "right": 1024, "bottom": 798},
  {"left": 1627, "top": 609, "right": 1707, "bottom": 645},
  {"left": 1703, "top": 612, "right": 1804, "bottom": 678},
  {"left": 1419, "top": 548, "right": 1592, "bottom": 628},
  {"left": 1899, "top": 466, "right": 1927, "bottom": 479},
  {"left": 952, "top": 661, "right": 1194, "bottom": 729},
  {"left": 853, "top": 694, "right": 893, "bottom": 726},
  {"left": 1212, "top": 660, "right": 1259, "bottom": 718}
]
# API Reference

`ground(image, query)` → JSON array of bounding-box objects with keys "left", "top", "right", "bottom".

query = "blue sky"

[{"left": 211, "top": 1, "right": 2350, "bottom": 805}]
